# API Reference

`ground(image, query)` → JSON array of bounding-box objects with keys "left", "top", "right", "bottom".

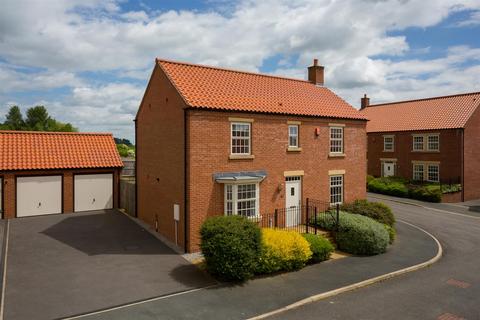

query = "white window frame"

[
  {"left": 329, "top": 175, "right": 344, "bottom": 205},
  {"left": 383, "top": 135, "right": 394, "bottom": 152},
  {"left": 427, "top": 134, "right": 440, "bottom": 152},
  {"left": 412, "top": 135, "right": 424, "bottom": 151},
  {"left": 413, "top": 163, "right": 425, "bottom": 181},
  {"left": 330, "top": 127, "right": 344, "bottom": 154},
  {"left": 427, "top": 164, "right": 440, "bottom": 182},
  {"left": 224, "top": 183, "right": 259, "bottom": 218},
  {"left": 288, "top": 125, "right": 299, "bottom": 148},
  {"left": 230, "top": 122, "right": 251, "bottom": 155}
]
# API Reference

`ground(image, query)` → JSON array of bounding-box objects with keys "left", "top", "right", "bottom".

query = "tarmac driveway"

[{"left": 1, "top": 210, "right": 214, "bottom": 320}]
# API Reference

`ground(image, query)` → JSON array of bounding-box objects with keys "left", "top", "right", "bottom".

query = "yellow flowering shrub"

[{"left": 256, "top": 228, "right": 312, "bottom": 274}]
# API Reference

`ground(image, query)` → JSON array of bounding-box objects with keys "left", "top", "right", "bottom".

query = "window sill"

[
  {"left": 383, "top": 150, "right": 394, "bottom": 153},
  {"left": 229, "top": 154, "right": 255, "bottom": 160},
  {"left": 328, "top": 153, "right": 345, "bottom": 158},
  {"left": 287, "top": 147, "right": 302, "bottom": 152},
  {"left": 411, "top": 150, "right": 440, "bottom": 153}
]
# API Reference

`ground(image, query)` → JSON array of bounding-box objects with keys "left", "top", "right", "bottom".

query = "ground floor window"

[
  {"left": 330, "top": 175, "right": 343, "bottom": 205},
  {"left": 224, "top": 183, "right": 259, "bottom": 217},
  {"left": 427, "top": 164, "right": 440, "bottom": 182},
  {"left": 413, "top": 164, "right": 424, "bottom": 181}
]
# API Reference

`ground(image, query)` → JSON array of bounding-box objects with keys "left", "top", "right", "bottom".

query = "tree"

[
  {"left": 3, "top": 106, "right": 25, "bottom": 130},
  {"left": 25, "top": 106, "right": 50, "bottom": 131}
]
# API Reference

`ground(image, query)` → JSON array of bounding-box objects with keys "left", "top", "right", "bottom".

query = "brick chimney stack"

[
  {"left": 361, "top": 94, "right": 370, "bottom": 109},
  {"left": 308, "top": 59, "right": 324, "bottom": 86}
]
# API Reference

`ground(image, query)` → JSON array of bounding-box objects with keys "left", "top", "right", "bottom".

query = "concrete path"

[
  {"left": 72, "top": 217, "right": 439, "bottom": 320},
  {"left": 268, "top": 195, "right": 480, "bottom": 320},
  {"left": 2, "top": 210, "right": 214, "bottom": 320}
]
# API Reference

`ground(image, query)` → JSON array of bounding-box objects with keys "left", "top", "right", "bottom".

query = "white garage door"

[
  {"left": 17, "top": 176, "right": 62, "bottom": 217},
  {"left": 74, "top": 174, "right": 113, "bottom": 212}
]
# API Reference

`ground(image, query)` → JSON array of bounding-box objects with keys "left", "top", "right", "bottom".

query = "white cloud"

[
  {"left": 0, "top": 0, "right": 480, "bottom": 140},
  {"left": 0, "top": 64, "right": 82, "bottom": 92}
]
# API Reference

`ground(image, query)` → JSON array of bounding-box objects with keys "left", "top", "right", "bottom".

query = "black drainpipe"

[
  {"left": 134, "top": 119, "right": 138, "bottom": 217},
  {"left": 184, "top": 109, "right": 189, "bottom": 253}
]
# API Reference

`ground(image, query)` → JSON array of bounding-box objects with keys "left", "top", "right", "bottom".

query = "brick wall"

[
  {"left": 0, "top": 168, "right": 120, "bottom": 219},
  {"left": 464, "top": 106, "right": 480, "bottom": 201},
  {"left": 366, "top": 129, "right": 462, "bottom": 183},
  {"left": 187, "top": 110, "right": 367, "bottom": 252},
  {"left": 136, "top": 64, "right": 187, "bottom": 250}
]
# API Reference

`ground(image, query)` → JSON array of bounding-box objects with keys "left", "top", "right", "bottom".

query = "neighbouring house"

[
  {"left": 360, "top": 92, "right": 480, "bottom": 202},
  {"left": 135, "top": 58, "right": 368, "bottom": 253},
  {"left": 0, "top": 131, "right": 123, "bottom": 218}
]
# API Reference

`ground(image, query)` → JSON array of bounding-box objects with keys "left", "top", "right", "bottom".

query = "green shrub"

[
  {"left": 256, "top": 229, "right": 312, "bottom": 274},
  {"left": 200, "top": 215, "right": 261, "bottom": 281},
  {"left": 302, "top": 234, "right": 334, "bottom": 263},
  {"left": 383, "top": 224, "right": 396, "bottom": 244},
  {"left": 341, "top": 199, "right": 395, "bottom": 227},
  {"left": 441, "top": 184, "right": 462, "bottom": 194},
  {"left": 367, "top": 175, "right": 375, "bottom": 185},
  {"left": 367, "top": 177, "right": 409, "bottom": 197},
  {"left": 314, "top": 212, "right": 389, "bottom": 255},
  {"left": 408, "top": 185, "right": 442, "bottom": 203}
]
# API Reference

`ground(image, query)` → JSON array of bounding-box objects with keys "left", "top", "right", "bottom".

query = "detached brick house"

[
  {"left": 360, "top": 92, "right": 480, "bottom": 201},
  {"left": 136, "top": 58, "right": 368, "bottom": 252}
]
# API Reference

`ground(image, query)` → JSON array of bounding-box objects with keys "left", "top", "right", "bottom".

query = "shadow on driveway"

[{"left": 4, "top": 210, "right": 215, "bottom": 320}]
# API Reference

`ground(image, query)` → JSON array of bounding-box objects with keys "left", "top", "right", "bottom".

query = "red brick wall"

[
  {"left": 366, "top": 129, "right": 462, "bottom": 183},
  {"left": 464, "top": 106, "right": 480, "bottom": 201},
  {"left": 0, "top": 168, "right": 120, "bottom": 219},
  {"left": 136, "top": 64, "right": 187, "bottom": 250},
  {"left": 187, "top": 110, "right": 367, "bottom": 252}
]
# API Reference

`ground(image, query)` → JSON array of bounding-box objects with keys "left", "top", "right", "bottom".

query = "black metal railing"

[{"left": 258, "top": 198, "right": 339, "bottom": 234}]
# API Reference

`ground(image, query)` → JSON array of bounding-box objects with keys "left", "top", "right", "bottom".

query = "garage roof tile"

[{"left": 0, "top": 131, "right": 123, "bottom": 171}]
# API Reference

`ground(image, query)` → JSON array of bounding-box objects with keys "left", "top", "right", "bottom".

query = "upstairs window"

[
  {"left": 383, "top": 135, "right": 394, "bottom": 152},
  {"left": 330, "top": 127, "right": 344, "bottom": 154},
  {"left": 288, "top": 125, "right": 299, "bottom": 148},
  {"left": 231, "top": 122, "right": 251, "bottom": 155},
  {"left": 413, "top": 136, "right": 424, "bottom": 151},
  {"left": 427, "top": 135, "right": 440, "bottom": 151}
]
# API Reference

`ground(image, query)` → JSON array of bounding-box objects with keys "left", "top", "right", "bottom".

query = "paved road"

[{"left": 270, "top": 196, "right": 480, "bottom": 320}]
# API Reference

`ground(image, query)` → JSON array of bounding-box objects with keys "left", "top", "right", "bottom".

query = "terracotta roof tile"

[
  {"left": 361, "top": 92, "right": 480, "bottom": 133},
  {"left": 156, "top": 59, "right": 367, "bottom": 120},
  {"left": 0, "top": 131, "right": 123, "bottom": 171}
]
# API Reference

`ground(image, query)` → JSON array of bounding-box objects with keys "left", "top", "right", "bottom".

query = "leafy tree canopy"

[{"left": 0, "top": 105, "right": 77, "bottom": 132}]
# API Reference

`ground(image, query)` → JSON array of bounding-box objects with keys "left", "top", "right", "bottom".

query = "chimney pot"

[
  {"left": 361, "top": 94, "right": 370, "bottom": 109},
  {"left": 308, "top": 59, "right": 324, "bottom": 86}
]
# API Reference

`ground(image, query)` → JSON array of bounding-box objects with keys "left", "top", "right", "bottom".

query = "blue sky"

[{"left": 1, "top": 0, "right": 479, "bottom": 141}]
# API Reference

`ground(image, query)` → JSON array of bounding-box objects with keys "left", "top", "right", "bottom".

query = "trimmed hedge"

[
  {"left": 341, "top": 199, "right": 395, "bottom": 227},
  {"left": 256, "top": 229, "right": 312, "bottom": 274},
  {"left": 314, "top": 212, "right": 389, "bottom": 255},
  {"left": 368, "top": 176, "right": 444, "bottom": 202},
  {"left": 200, "top": 215, "right": 261, "bottom": 281},
  {"left": 368, "top": 177, "right": 408, "bottom": 197},
  {"left": 408, "top": 184, "right": 442, "bottom": 203},
  {"left": 302, "top": 234, "right": 334, "bottom": 263}
]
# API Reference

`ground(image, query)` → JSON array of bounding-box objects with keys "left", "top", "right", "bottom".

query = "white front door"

[
  {"left": 285, "top": 177, "right": 301, "bottom": 227},
  {"left": 74, "top": 174, "right": 113, "bottom": 212},
  {"left": 383, "top": 162, "right": 395, "bottom": 177},
  {"left": 17, "top": 176, "right": 62, "bottom": 217}
]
